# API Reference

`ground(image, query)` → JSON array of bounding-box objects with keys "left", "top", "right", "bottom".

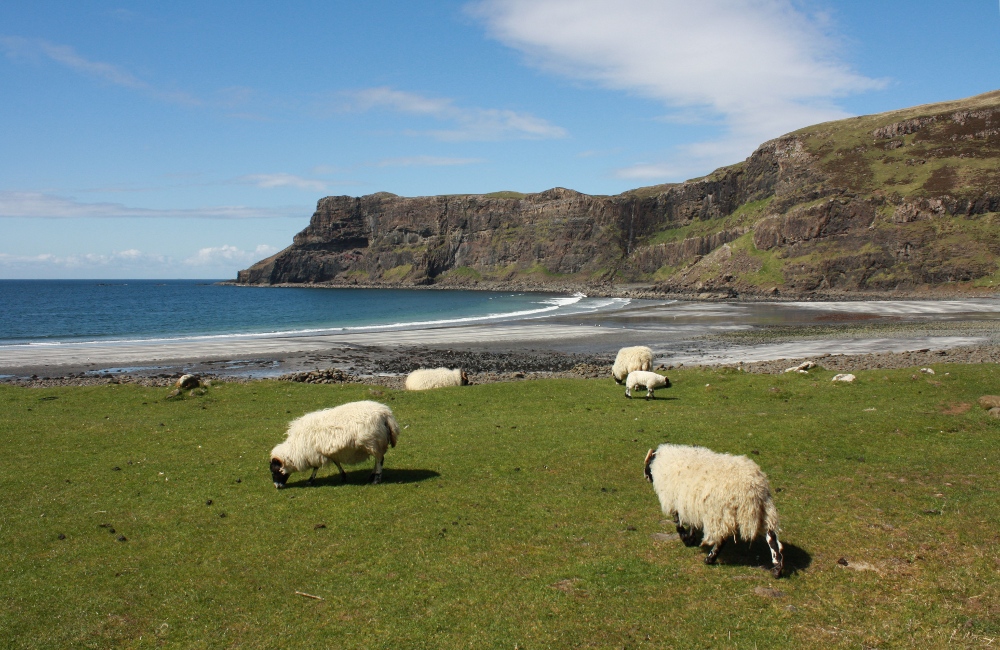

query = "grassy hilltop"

[{"left": 2, "top": 367, "right": 999, "bottom": 648}]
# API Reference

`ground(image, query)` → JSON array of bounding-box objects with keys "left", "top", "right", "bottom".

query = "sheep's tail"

[{"left": 385, "top": 413, "right": 400, "bottom": 448}]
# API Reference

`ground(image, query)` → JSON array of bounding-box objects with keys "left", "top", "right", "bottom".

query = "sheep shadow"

[
  {"left": 286, "top": 468, "right": 440, "bottom": 488},
  {"left": 704, "top": 536, "right": 812, "bottom": 577}
]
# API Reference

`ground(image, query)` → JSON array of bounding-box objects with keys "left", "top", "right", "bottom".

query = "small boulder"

[
  {"left": 988, "top": 407, "right": 1000, "bottom": 419},
  {"left": 832, "top": 374, "right": 856, "bottom": 382},
  {"left": 978, "top": 395, "right": 1000, "bottom": 409},
  {"left": 919, "top": 368, "right": 935, "bottom": 375}
]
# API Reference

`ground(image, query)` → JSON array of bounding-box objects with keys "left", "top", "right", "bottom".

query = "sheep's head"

[
  {"left": 460, "top": 371, "right": 469, "bottom": 385},
  {"left": 662, "top": 376, "right": 671, "bottom": 389},
  {"left": 270, "top": 457, "right": 290, "bottom": 488},
  {"left": 643, "top": 449, "right": 656, "bottom": 483}
]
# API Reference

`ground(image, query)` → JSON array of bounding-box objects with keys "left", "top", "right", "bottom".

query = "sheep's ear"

[
  {"left": 270, "top": 457, "right": 283, "bottom": 472},
  {"left": 643, "top": 449, "right": 656, "bottom": 482}
]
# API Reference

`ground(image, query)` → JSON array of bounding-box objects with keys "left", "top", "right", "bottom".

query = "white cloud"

[
  {"left": 469, "top": 0, "right": 885, "bottom": 179},
  {"left": 0, "top": 36, "right": 200, "bottom": 106},
  {"left": 237, "top": 173, "right": 328, "bottom": 192},
  {"left": 341, "top": 86, "right": 567, "bottom": 141},
  {"left": 0, "top": 249, "right": 169, "bottom": 270},
  {"left": 0, "top": 191, "right": 305, "bottom": 219},
  {"left": 184, "top": 244, "right": 278, "bottom": 266},
  {"left": 376, "top": 155, "right": 486, "bottom": 167}
]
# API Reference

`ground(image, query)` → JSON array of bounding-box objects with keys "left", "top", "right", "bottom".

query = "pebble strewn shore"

[{"left": 5, "top": 344, "right": 1000, "bottom": 389}]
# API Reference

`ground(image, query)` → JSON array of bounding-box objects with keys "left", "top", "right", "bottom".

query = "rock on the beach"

[
  {"left": 784, "top": 361, "right": 816, "bottom": 373},
  {"left": 832, "top": 373, "right": 856, "bottom": 382}
]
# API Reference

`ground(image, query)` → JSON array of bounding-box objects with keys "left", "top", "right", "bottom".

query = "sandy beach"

[{"left": 4, "top": 297, "right": 1000, "bottom": 384}]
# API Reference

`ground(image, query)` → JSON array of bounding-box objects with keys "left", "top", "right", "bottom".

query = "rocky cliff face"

[{"left": 237, "top": 90, "right": 1000, "bottom": 296}]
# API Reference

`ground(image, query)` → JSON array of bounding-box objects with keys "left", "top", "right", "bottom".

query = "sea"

[{"left": 0, "top": 280, "right": 632, "bottom": 347}]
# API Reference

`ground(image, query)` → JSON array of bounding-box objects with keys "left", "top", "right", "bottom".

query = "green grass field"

[{"left": 2, "top": 365, "right": 998, "bottom": 648}]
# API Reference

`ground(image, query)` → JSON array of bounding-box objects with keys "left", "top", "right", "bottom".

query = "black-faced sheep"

[
  {"left": 269, "top": 400, "right": 399, "bottom": 488},
  {"left": 625, "top": 370, "right": 671, "bottom": 399},
  {"left": 612, "top": 346, "right": 653, "bottom": 384},
  {"left": 405, "top": 367, "right": 469, "bottom": 390},
  {"left": 644, "top": 444, "right": 784, "bottom": 577}
]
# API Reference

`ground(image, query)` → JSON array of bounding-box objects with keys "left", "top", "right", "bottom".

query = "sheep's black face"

[
  {"left": 270, "top": 458, "right": 289, "bottom": 489},
  {"left": 663, "top": 377, "right": 672, "bottom": 389},
  {"left": 460, "top": 371, "right": 469, "bottom": 385}
]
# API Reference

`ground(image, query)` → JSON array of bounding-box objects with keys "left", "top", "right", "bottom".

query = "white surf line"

[{"left": 0, "top": 323, "right": 621, "bottom": 371}]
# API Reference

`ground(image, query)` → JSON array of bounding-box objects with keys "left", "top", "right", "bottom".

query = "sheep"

[
  {"left": 269, "top": 400, "right": 399, "bottom": 488},
  {"left": 612, "top": 346, "right": 653, "bottom": 384},
  {"left": 643, "top": 444, "right": 784, "bottom": 578},
  {"left": 625, "top": 370, "right": 671, "bottom": 399},
  {"left": 405, "top": 367, "right": 469, "bottom": 391}
]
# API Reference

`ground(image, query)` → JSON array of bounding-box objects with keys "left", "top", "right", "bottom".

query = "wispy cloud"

[
  {"left": 0, "top": 191, "right": 306, "bottom": 219},
  {"left": 0, "top": 36, "right": 201, "bottom": 106},
  {"left": 0, "top": 249, "right": 169, "bottom": 270},
  {"left": 184, "top": 244, "right": 278, "bottom": 266},
  {"left": 469, "top": 0, "right": 885, "bottom": 179},
  {"left": 341, "top": 86, "right": 567, "bottom": 141},
  {"left": 236, "top": 173, "right": 329, "bottom": 192},
  {"left": 376, "top": 155, "right": 486, "bottom": 167}
]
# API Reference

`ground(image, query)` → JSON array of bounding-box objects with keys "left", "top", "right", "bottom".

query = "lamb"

[
  {"left": 405, "top": 367, "right": 469, "bottom": 390},
  {"left": 269, "top": 400, "right": 400, "bottom": 488},
  {"left": 625, "top": 370, "right": 671, "bottom": 399},
  {"left": 612, "top": 346, "right": 654, "bottom": 384},
  {"left": 644, "top": 444, "right": 784, "bottom": 577}
]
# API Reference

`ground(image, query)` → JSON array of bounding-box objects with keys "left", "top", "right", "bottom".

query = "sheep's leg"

[
  {"left": 645, "top": 387, "right": 653, "bottom": 400},
  {"left": 370, "top": 457, "right": 383, "bottom": 485},
  {"left": 625, "top": 386, "right": 631, "bottom": 398},
  {"left": 766, "top": 530, "right": 785, "bottom": 578},
  {"left": 306, "top": 467, "right": 319, "bottom": 485},
  {"left": 704, "top": 539, "right": 726, "bottom": 564},
  {"left": 333, "top": 461, "right": 347, "bottom": 483}
]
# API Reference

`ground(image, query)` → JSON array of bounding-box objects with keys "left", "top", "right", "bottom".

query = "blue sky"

[{"left": 1, "top": 0, "right": 998, "bottom": 279}]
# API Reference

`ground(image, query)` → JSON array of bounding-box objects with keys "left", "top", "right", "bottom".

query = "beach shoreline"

[{"left": 5, "top": 297, "right": 1000, "bottom": 387}]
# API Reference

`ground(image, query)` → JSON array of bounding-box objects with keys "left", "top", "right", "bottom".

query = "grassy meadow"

[{"left": 2, "top": 364, "right": 999, "bottom": 648}]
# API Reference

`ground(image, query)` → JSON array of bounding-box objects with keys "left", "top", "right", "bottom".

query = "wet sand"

[{"left": 4, "top": 298, "right": 1000, "bottom": 384}]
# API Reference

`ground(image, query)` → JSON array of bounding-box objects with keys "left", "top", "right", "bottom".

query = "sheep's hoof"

[
  {"left": 771, "top": 565, "right": 784, "bottom": 579},
  {"left": 370, "top": 473, "right": 382, "bottom": 485}
]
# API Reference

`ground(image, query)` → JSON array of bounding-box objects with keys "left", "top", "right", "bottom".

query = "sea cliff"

[{"left": 237, "top": 90, "right": 1000, "bottom": 298}]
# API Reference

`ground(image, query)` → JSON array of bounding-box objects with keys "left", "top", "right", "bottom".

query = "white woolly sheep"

[
  {"left": 405, "top": 367, "right": 469, "bottom": 390},
  {"left": 269, "top": 400, "right": 399, "bottom": 488},
  {"left": 612, "top": 346, "right": 653, "bottom": 384},
  {"left": 644, "top": 444, "right": 784, "bottom": 577},
  {"left": 625, "top": 370, "right": 671, "bottom": 399}
]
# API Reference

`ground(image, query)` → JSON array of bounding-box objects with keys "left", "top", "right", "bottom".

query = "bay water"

[{"left": 0, "top": 280, "right": 629, "bottom": 346}]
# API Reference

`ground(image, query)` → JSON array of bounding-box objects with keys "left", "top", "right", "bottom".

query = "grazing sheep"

[
  {"left": 831, "top": 373, "right": 856, "bottom": 382},
  {"left": 175, "top": 374, "right": 201, "bottom": 389},
  {"left": 405, "top": 367, "right": 469, "bottom": 391},
  {"left": 644, "top": 444, "right": 784, "bottom": 577},
  {"left": 625, "top": 370, "right": 671, "bottom": 399},
  {"left": 783, "top": 361, "right": 815, "bottom": 374},
  {"left": 612, "top": 346, "right": 653, "bottom": 384},
  {"left": 269, "top": 400, "right": 399, "bottom": 488}
]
